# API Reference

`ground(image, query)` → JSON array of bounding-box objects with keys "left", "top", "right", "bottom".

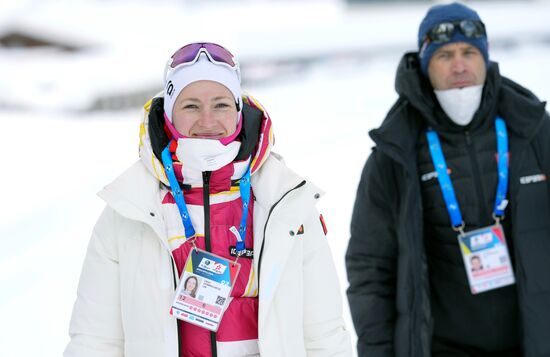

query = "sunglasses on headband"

[
  {"left": 164, "top": 42, "right": 241, "bottom": 82},
  {"left": 424, "top": 19, "right": 486, "bottom": 44}
]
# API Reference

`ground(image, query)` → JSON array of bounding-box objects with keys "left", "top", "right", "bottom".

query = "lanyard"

[
  {"left": 426, "top": 117, "right": 509, "bottom": 231},
  {"left": 161, "top": 143, "right": 251, "bottom": 256}
]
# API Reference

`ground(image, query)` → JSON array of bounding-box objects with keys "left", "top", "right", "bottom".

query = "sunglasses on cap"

[
  {"left": 164, "top": 42, "right": 241, "bottom": 82},
  {"left": 424, "top": 19, "right": 486, "bottom": 44}
]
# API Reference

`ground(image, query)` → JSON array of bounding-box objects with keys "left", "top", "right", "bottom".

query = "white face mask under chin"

[
  {"left": 434, "top": 84, "right": 484, "bottom": 126},
  {"left": 175, "top": 138, "right": 241, "bottom": 174}
]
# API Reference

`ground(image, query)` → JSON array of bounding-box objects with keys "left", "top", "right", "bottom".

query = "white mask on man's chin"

[
  {"left": 434, "top": 84, "right": 484, "bottom": 126},
  {"left": 175, "top": 138, "right": 241, "bottom": 173}
]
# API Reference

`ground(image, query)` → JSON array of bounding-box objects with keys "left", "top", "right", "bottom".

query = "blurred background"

[{"left": 1, "top": 0, "right": 550, "bottom": 355}]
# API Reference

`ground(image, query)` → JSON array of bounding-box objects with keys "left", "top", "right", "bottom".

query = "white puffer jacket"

[{"left": 64, "top": 152, "right": 352, "bottom": 357}]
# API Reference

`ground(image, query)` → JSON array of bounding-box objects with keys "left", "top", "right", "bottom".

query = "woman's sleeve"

[
  {"left": 301, "top": 207, "right": 353, "bottom": 356},
  {"left": 345, "top": 150, "right": 398, "bottom": 357},
  {"left": 64, "top": 206, "right": 124, "bottom": 357}
]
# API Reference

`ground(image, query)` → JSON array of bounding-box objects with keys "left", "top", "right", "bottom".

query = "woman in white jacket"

[{"left": 65, "top": 42, "right": 351, "bottom": 357}]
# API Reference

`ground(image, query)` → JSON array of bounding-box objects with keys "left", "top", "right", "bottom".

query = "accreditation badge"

[
  {"left": 457, "top": 224, "right": 515, "bottom": 294},
  {"left": 170, "top": 248, "right": 241, "bottom": 332}
]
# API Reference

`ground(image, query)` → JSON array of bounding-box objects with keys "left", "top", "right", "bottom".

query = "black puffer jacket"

[{"left": 346, "top": 52, "right": 550, "bottom": 357}]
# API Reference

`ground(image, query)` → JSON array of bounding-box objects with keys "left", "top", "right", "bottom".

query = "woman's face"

[
  {"left": 172, "top": 80, "right": 238, "bottom": 139},
  {"left": 185, "top": 277, "right": 197, "bottom": 292}
]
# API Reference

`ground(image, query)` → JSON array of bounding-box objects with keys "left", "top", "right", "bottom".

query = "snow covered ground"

[{"left": 1, "top": 1, "right": 550, "bottom": 356}]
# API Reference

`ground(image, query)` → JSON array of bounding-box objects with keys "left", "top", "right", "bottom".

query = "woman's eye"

[
  {"left": 183, "top": 104, "right": 198, "bottom": 110},
  {"left": 215, "top": 103, "right": 230, "bottom": 109}
]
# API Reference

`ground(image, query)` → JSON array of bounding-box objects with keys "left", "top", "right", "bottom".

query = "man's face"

[
  {"left": 428, "top": 42, "right": 487, "bottom": 90},
  {"left": 471, "top": 257, "right": 482, "bottom": 271}
]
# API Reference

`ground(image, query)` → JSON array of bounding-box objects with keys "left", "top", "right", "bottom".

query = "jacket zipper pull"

[{"left": 203, "top": 171, "right": 211, "bottom": 186}]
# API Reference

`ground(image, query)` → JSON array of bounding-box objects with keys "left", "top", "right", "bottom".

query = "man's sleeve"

[{"left": 345, "top": 149, "right": 398, "bottom": 357}]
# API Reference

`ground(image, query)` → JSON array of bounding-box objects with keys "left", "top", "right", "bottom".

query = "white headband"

[{"left": 163, "top": 54, "right": 242, "bottom": 122}]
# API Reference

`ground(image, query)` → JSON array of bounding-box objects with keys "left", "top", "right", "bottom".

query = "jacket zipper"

[
  {"left": 465, "top": 130, "right": 490, "bottom": 222},
  {"left": 203, "top": 171, "right": 212, "bottom": 252},
  {"left": 257, "top": 180, "right": 307, "bottom": 287},
  {"left": 202, "top": 171, "right": 217, "bottom": 357}
]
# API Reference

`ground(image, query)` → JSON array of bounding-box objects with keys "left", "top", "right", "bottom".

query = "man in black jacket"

[{"left": 346, "top": 2, "right": 550, "bottom": 357}]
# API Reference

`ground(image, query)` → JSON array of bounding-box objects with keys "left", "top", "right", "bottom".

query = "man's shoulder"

[
  {"left": 369, "top": 97, "right": 422, "bottom": 154},
  {"left": 500, "top": 75, "right": 543, "bottom": 103},
  {"left": 498, "top": 75, "right": 547, "bottom": 139},
  {"left": 372, "top": 97, "right": 414, "bottom": 133}
]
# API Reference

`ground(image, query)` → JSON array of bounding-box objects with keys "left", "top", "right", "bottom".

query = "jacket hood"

[
  {"left": 394, "top": 52, "right": 437, "bottom": 121},
  {"left": 138, "top": 93, "right": 275, "bottom": 186}
]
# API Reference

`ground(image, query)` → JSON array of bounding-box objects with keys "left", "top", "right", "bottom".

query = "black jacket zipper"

[
  {"left": 257, "top": 180, "right": 306, "bottom": 287},
  {"left": 202, "top": 171, "right": 217, "bottom": 357},
  {"left": 465, "top": 130, "right": 490, "bottom": 222},
  {"left": 203, "top": 171, "right": 212, "bottom": 252}
]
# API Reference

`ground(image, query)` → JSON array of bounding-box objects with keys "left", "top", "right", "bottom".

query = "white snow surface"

[{"left": 1, "top": 1, "right": 550, "bottom": 356}]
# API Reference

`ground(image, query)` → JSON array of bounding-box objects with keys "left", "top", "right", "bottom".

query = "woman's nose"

[{"left": 197, "top": 110, "right": 216, "bottom": 127}]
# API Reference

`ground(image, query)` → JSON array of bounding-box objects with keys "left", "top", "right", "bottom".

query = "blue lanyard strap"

[
  {"left": 162, "top": 145, "right": 196, "bottom": 240},
  {"left": 494, "top": 118, "right": 509, "bottom": 218},
  {"left": 426, "top": 117, "right": 509, "bottom": 229},
  {"left": 426, "top": 129, "right": 464, "bottom": 228},
  {"left": 161, "top": 143, "right": 251, "bottom": 255},
  {"left": 236, "top": 166, "right": 251, "bottom": 255}
]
